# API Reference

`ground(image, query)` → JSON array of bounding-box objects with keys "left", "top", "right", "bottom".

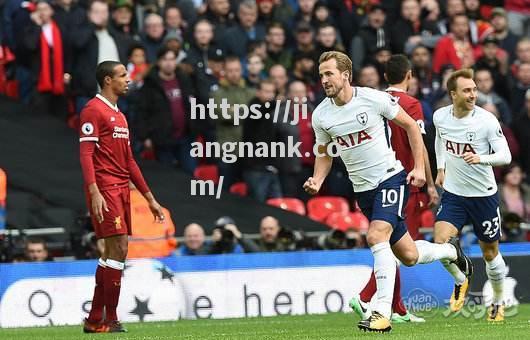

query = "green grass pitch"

[{"left": 1, "top": 304, "right": 529, "bottom": 339}]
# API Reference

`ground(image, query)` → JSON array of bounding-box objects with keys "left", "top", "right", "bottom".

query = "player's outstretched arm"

[
  {"left": 392, "top": 107, "right": 426, "bottom": 187},
  {"left": 303, "top": 143, "right": 333, "bottom": 195}
]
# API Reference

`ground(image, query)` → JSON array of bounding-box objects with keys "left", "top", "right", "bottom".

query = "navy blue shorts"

[
  {"left": 436, "top": 191, "right": 502, "bottom": 243},
  {"left": 356, "top": 170, "right": 409, "bottom": 245}
]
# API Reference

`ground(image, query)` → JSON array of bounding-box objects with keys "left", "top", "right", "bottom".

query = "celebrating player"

[
  {"left": 349, "top": 54, "right": 439, "bottom": 324},
  {"left": 80, "top": 61, "right": 165, "bottom": 333},
  {"left": 433, "top": 69, "right": 512, "bottom": 321},
  {"left": 304, "top": 51, "right": 472, "bottom": 333}
]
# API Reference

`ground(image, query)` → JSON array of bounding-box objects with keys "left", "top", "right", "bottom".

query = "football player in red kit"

[
  {"left": 80, "top": 61, "right": 165, "bottom": 333},
  {"left": 350, "top": 54, "right": 439, "bottom": 323}
]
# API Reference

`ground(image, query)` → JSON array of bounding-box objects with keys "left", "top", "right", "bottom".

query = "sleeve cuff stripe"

[{"left": 80, "top": 137, "right": 99, "bottom": 142}]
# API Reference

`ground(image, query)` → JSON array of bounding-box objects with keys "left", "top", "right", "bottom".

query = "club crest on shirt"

[
  {"left": 114, "top": 216, "right": 122, "bottom": 230},
  {"left": 356, "top": 112, "right": 368, "bottom": 125},
  {"left": 81, "top": 122, "right": 94, "bottom": 135},
  {"left": 466, "top": 132, "right": 476, "bottom": 142}
]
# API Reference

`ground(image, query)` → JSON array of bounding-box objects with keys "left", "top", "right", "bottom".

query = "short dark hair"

[
  {"left": 128, "top": 43, "right": 146, "bottom": 58},
  {"left": 156, "top": 46, "right": 176, "bottom": 60},
  {"left": 447, "top": 68, "right": 474, "bottom": 94},
  {"left": 258, "top": 78, "right": 276, "bottom": 90},
  {"left": 267, "top": 22, "right": 285, "bottom": 34},
  {"left": 25, "top": 237, "right": 47, "bottom": 249},
  {"left": 385, "top": 54, "right": 411, "bottom": 84},
  {"left": 95, "top": 61, "right": 122, "bottom": 88}
]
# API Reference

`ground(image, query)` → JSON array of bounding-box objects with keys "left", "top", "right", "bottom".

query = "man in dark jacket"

[
  {"left": 70, "top": 0, "right": 133, "bottom": 113},
  {"left": 242, "top": 79, "right": 282, "bottom": 202},
  {"left": 134, "top": 47, "right": 197, "bottom": 174}
]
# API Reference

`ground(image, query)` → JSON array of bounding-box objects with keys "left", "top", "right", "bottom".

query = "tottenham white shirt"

[
  {"left": 312, "top": 86, "right": 404, "bottom": 192},
  {"left": 434, "top": 104, "right": 511, "bottom": 197}
]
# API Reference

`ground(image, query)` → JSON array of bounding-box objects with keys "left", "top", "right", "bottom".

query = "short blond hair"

[
  {"left": 447, "top": 68, "right": 474, "bottom": 94},
  {"left": 319, "top": 51, "right": 352, "bottom": 82}
]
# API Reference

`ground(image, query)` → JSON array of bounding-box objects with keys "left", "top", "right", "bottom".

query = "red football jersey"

[
  {"left": 386, "top": 88, "right": 426, "bottom": 192},
  {"left": 79, "top": 94, "right": 132, "bottom": 191}
]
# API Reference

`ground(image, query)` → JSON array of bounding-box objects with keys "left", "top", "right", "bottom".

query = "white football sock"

[
  {"left": 485, "top": 253, "right": 506, "bottom": 305},
  {"left": 441, "top": 260, "right": 466, "bottom": 285},
  {"left": 371, "top": 242, "right": 395, "bottom": 319},
  {"left": 415, "top": 240, "right": 457, "bottom": 264}
]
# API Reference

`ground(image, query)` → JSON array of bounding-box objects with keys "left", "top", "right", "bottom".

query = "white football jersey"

[
  {"left": 312, "top": 86, "right": 403, "bottom": 192},
  {"left": 433, "top": 104, "right": 509, "bottom": 197}
]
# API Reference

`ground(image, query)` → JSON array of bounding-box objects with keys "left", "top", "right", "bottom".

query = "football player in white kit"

[
  {"left": 304, "top": 51, "right": 472, "bottom": 333},
  {"left": 433, "top": 69, "right": 512, "bottom": 321}
]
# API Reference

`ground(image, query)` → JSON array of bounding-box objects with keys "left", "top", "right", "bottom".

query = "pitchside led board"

[{"left": 0, "top": 244, "right": 528, "bottom": 328}]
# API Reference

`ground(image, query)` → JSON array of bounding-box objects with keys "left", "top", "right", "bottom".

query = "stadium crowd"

[{"left": 1, "top": 0, "right": 529, "bottom": 260}]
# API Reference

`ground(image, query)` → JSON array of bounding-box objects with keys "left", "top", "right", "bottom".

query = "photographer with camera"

[{"left": 208, "top": 216, "right": 260, "bottom": 254}]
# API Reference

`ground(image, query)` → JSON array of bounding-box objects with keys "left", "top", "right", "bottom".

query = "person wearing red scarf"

[{"left": 20, "top": 0, "right": 68, "bottom": 117}]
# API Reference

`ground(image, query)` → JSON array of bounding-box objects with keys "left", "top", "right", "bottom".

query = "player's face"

[
  {"left": 319, "top": 59, "right": 348, "bottom": 98},
  {"left": 452, "top": 77, "right": 477, "bottom": 111},
  {"left": 110, "top": 64, "right": 130, "bottom": 95}
]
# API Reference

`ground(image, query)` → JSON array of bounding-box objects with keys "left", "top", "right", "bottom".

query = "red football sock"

[
  {"left": 359, "top": 271, "right": 377, "bottom": 303},
  {"left": 392, "top": 265, "right": 408, "bottom": 316},
  {"left": 104, "top": 259, "right": 124, "bottom": 322},
  {"left": 87, "top": 259, "right": 106, "bottom": 323}
]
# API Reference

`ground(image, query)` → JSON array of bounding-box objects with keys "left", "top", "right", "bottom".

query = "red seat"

[
  {"left": 193, "top": 165, "right": 219, "bottom": 185},
  {"left": 266, "top": 198, "right": 306, "bottom": 215},
  {"left": 307, "top": 196, "right": 349, "bottom": 222},
  {"left": 326, "top": 211, "right": 369, "bottom": 232},
  {"left": 229, "top": 182, "right": 248, "bottom": 196}
]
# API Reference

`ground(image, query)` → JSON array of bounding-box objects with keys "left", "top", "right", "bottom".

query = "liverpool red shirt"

[
  {"left": 386, "top": 88, "right": 426, "bottom": 192},
  {"left": 79, "top": 94, "right": 135, "bottom": 191}
]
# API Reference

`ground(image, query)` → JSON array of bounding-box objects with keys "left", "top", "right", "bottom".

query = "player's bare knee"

[{"left": 399, "top": 250, "right": 418, "bottom": 267}]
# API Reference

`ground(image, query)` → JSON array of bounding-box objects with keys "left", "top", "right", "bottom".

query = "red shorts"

[
  {"left": 85, "top": 186, "right": 131, "bottom": 239},
  {"left": 405, "top": 191, "right": 428, "bottom": 240}
]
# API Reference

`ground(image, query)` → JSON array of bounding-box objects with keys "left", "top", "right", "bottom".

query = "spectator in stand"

[
  {"left": 222, "top": 0, "right": 265, "bottom": 59},
  {"left": 24, "top": 237, "right": 50, "bottom": 261},
  {"left": 315, "top": 23, "right": 345, "bottom": 56},
  {"left": 435, "top": 0, "right": 464, "bottom": 35},
  {"left": 110, "top": 0, "right": 136, "bottom": 39},
  {"left": 327, "top": 0, "right": 369, "bottom": 52},
  {"left": 432, "top": 14, "right": 477, "bottom": 74},
  {"left": 263, "top": 22, "right": 291, "bottom": 71},
  {"left": 134, "top": 47, "right": 197, "bottom": 174},
  {"left": 290, "top": 51, "right": 319, "bottom": 104},
  {"left": 255, "top": 0, "right": 279, "bottom": 28},
  {"left": 269, "top": 63, "right": 289, "bottom": 101},
  {"left": 489, "top": 8, "right": 520, "bottom": 64},
  {"left": 292, "top": 0, "right": 315, "bottom": 29},
  {"left": 242, "top": 79, "right": 283, "bottom": 202},
  {"left": 141, "top": 13, "right": 166, "bottom": 63},
  {"left": 512, "top": 89, "right": 530, "bottom": 182},
  {"left": 126, "top": 44, "right": 148, "bottom": 91},
  {"left": 211, "top": 56, "right": 255, "bottom": 189},
  {"left": 311, "top": 1, "right": 335, "bottom": 28},
  {"left": 357, "top": 64, "right": 382, "bottom": 90},
  {"left": 499, "top": 163, "right": 530, "bottom": 224},
  {"left": 474, "top": 36, "right": 510, "bottom": 101},
  {"left": 71, "top": 0, "right": 133, "bottom": 113},
  {"left": 512, "top": 38, "right": 530, "bottom": 76},
  {"left": 200, "top": 0, "right": 235, "bottom": 43},
  {"left": 510, "top": 62, "right": 530, "bottom": 118},
  {"left": 52, "top": 0, "right": 86, "bottom": 72},
  {"left": 504, "top": 0, "right": 530, "bottom": 37},
  {"left": 475, "top": 68, "right": 512, "bottom": 125},
  {"left": 256, "top": 215, "right": 284, "bottom": 251},
  {"left": 245, "top": 52, "right": 266, "bottom": 88},
  {"left": 410, "top": 45, "right": 436, "bottom": 99},
  {"left": 292, "top": 21, "right": 317, "bottom": 61},
  {"left": 463, "top": 0, "right": 493, "bottom": 43},
  {"left": 390, "top": 0, "right": 440, "bottom": 55},
  {"left": 175, "top": 223, "right": 210, "bottom": 255},
  {"left": 15, "top": 0, "right": 68, "bottom": 118},
  {"left": 350, "top": 4, "right": 389, "bottom": 73},
  {"left": 407, "top": 75, "right": 434, "bottom": 126},
  {"left": 277, "top": 80, "right": 315, "bottom": 200},
  {"left": 164, "top": 6, "right": 186, "bottom": 39}
]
